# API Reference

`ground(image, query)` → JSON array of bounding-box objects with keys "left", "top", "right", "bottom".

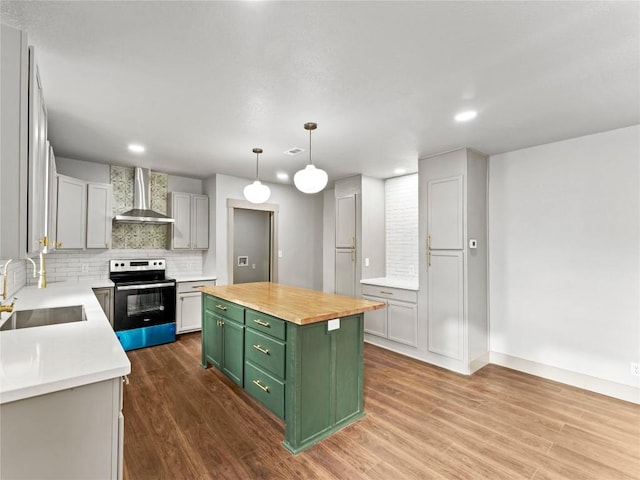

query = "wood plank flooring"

[{"left": 123, "top": 333, "right": 640, "bottom": 480}]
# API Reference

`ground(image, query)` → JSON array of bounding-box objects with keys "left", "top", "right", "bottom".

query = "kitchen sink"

[{"left": 0, "top": 305, "right": 86, "bottom": 331}]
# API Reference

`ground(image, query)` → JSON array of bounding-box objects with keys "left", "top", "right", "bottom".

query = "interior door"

[{"left": 233, "top": 209, "right": 271, "bottom": 284}]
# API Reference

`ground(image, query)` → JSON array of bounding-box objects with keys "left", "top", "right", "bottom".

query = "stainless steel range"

[{"left": 109, "top": 259, "right": 176, "bottom": 351}]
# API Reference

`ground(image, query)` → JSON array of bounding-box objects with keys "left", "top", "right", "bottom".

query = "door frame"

[{"left": 227, "top": 199, "right": 279, "bottom": 284}]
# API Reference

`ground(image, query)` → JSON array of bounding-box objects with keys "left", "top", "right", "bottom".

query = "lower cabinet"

[
  {"left": 93, "top": 287, "right": 114, "bottom": 327},
  {"left": 202, "top": 295, "right": 245, "bottom": 386},
  {"left": 176, "top": 279, "right": 216, "bottom": 333},
  {"left": 362, "top": 284, "right": 418, "bottom": 347},
  {"left": 201, "top": 293, "right": 365, "bottom": 454},
  {"left": 0, "top": 377, "right": 125, "bottom": 480},
  {"left": 244, "top": 310, "right": 287, "bottom": 420}
]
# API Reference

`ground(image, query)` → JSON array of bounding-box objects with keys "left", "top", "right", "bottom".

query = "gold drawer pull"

[
  {"left": 215, "top": 304, "right": 227, "bottom": 311},
  {"left": 380, "top": 290, "right": 393, "bottom": 295},
  {"left": 253, "top": 319, "right": 270, "bottom": 327},
  {"left": 253, "top": 344, "right": 269, "bottom": 355},
  {"left": 253, "top": 380, "right": 269, "bottom": 393}
]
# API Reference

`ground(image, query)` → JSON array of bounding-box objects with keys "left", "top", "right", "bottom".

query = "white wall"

[
  {"left": 489, "top": 125, "right": 640, "bottom": 393},
  {"left": 56, "top": 157, "right": 110, "bottom": 183},
  {"left": 204, "top": 174, "right": 323, "bottom": 289}
]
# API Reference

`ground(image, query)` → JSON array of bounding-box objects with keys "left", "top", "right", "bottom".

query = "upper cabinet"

[
  {"left": 86, "top": 183, "right": 112, "bottom": 249},
  {"left": 27, "top": 46, "right": 49, "bottom": 255},
  {"left": 55, "top": 175, "right": 112, "bottom": 250},
  {"left": 45, "top": 143, "right": 58, "bottom": 252},
  {"left": 167, "top": 192, "right": 209, "bottom": 250},
  {"left": 0, "top": 25, "right": 29, "bottom": 259},
  {"left": 56, "top": 175, "right": 87, "bottom": 250}
]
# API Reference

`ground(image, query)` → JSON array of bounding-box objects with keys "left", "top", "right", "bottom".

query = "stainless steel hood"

[{"left": 113, "top": 167, "right": 175, "bottom": 224}]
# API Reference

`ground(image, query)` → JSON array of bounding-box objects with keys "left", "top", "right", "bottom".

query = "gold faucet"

[
  {"left": 36, "top": 238, "right": 48, "bottom": 288},
  {"left": 1, "top": 259, "right": 15, "bottom": 313}
]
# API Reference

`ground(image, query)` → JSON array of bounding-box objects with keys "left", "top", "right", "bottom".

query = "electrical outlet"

[
  {"left": 631, "top": 362, "right": 640, "bottom": 377},
  {"left": 81, "top": 264, "right": 89, "bottom": 273}
]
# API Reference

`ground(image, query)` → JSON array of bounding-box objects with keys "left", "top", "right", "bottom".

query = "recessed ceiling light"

[
  {"left": 394, "top": 168, "right": 407, "bottom": 175},
  {"left": 284, "top": 147, "right": 304, "bottom": 156},
  {"left": 454, "top": 110, "right": 477, "bottom": 122},
  {"left": 128, "top": 143, "right": 145, "bottom": 153},
  {"left": 276, "top": 172, "right": 289, "bottom": 181}
]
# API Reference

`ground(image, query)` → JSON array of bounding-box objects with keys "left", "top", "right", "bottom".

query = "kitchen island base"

[{"left": 200, "top": 283, "right": 383, "bottom": 454}]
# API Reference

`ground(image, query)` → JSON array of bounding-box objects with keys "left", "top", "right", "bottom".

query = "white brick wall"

[
  {"left": 32, "top": 249, "right": 204, "bottom": 285},
  {"left": 385, "top": 174, "right": 419, "bottom": 279}
]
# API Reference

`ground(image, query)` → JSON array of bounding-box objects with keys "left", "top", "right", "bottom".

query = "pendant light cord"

[
  {"left": 256, "top": 151, "right": 259, "bottom": 180},
  {"left": 308, "top": 129, "right": 313, "bottom": 166}
]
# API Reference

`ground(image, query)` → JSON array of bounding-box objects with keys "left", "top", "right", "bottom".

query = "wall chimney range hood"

[{"left": 113, "top": 167, "right": 175, "bottom": 224}]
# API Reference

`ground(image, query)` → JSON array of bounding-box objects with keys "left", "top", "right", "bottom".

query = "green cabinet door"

[
  {"left": 222, "top": 318, "right": 245, "bottom": 387},
  {"left": 202, "top": 310, "right": 223, "bottom": 369}
]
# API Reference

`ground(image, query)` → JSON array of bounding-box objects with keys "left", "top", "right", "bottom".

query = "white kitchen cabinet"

[
  {"left": 26, "top": 46, "right": 48, "bottom": 255},
  {"left": 334, "top": 176, "right": 385, "bottom": 298},
  {"left": 55, "top": 176, "right": 112, "bottom": 250},
  {"left": 168, "top": 192, "right": 209, "bottom": 250},
  {"left": 45, "top": 143, "right": 58, "bottom": 252},
  {"left": 0, "top": 376, "right": 125, "bottom": 480},
  {"left": 419, "top": 148, "right": 488, "bottom": 374},
  {"left": 0, "top": 25, "right": 29, "bottom": 260},
  {"left": 176, "top": 279, "right": 216, "bottom": 333},
  {"left": 336, "top": 194, "right": 356, "bottom": 249},
  {"left": 427, "top": 250, "right": 464, "bottom": 358},
  {"left": 86, "top": 183, "right": 113, "bottom": 249},
  {"left": 56, "top": 175, "right": 87, "bottom": 250},
  {"left": 93, "top": 287, "right": 114, "bottom": 327},
  {"left": 363, "top": 284, "right": 418, "bottom": 347}
]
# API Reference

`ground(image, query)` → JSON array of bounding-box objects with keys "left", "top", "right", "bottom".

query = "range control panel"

[{"left": 109, "top": 259, "right": 166, "bottom": 273}]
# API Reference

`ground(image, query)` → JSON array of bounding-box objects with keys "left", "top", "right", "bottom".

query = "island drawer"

[
  {"left": 204, "top": 296, "right": 244, "bottom": 323},
  {"left": 245, "top": 361, "right": 285, "bottom": 419},
  {"left": 361, "top": 285, "right": 417, "bottom": 303},
  {"left": 245, "top": 329, "right": 285, "bottom": 379},
  {"left": 246, "top": 310, "right": 286, "bottom": 340}
]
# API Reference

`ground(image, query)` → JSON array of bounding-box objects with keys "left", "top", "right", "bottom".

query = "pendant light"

[
  {"left": 294, "top": 122, "right": 328, "bottom": 194},
  {"left": 243, "top": 148, "right": 271, "bottom": 204}
]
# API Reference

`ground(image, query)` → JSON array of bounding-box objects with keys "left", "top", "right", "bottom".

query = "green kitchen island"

[{"left": 199, "top": 282, "right": 385, "bottom": 454}]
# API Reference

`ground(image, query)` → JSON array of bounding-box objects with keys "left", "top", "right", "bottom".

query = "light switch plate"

[{"left": 327, "top": 318, "right": 340, "bottom": 331}]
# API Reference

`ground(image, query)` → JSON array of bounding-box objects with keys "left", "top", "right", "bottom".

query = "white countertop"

[
  {"left": 360, "top": 277, "right": 419, "bottom": 291},
  {"left": 173, "top": 275, "right": 217, "bottom": 283},
  {"left": 0, "top": 283, "right": 130, "bottom": 404}
]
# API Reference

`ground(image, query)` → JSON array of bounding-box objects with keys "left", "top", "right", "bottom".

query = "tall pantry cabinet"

[
  {"left": 419, "top": 148, "right": 489, "bottom": 374},
  {"left": 334, "top": 176, "right": 385, "bottom": 298}
]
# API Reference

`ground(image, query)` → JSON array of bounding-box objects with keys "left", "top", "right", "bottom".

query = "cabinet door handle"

[
  {"left": 428, "top": 251, "right": 431, "bottom": 267},
  {"left": 253, "top": 344, "right": 269, "bottom": 355},
  {"left": 253, "top": 319, "right": 270, "bottom": 327},
  {"left": 427, "top": 234, "right": 431, "bottom": 250},
  {"left": 252, "top": 380, "right": 269, "bottom": 393},
  {"left": 380, "top": 290, "right": 393, "bottom": 295},
  {"left": 215, "top": 304, "right": 227, "bottom": 311}
]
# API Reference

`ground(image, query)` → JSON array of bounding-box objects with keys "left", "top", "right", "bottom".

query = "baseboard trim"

[{"left": 490, "top": 351, "right": 640, "bottom": 405}]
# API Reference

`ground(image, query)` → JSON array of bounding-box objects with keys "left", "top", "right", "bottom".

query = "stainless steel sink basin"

[{"left": 0, "top": 305, "right": 86, "bottom": 331}]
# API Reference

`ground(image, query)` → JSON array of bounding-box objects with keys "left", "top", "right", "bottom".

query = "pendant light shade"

[
  {"left": 243, "top": 148, "right": 271, "bottom": 204},
  {"left": 294, "top": 122, "right": 328, "bottom": 194}
]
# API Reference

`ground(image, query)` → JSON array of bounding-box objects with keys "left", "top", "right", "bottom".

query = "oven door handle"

[{"left": 116, "top": 282, "right": 175, "bottom": 291}]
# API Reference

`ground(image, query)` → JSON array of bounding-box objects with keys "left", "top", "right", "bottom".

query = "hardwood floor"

[{"left": 123, "top": 333, "right": 640, "bottom": 480}]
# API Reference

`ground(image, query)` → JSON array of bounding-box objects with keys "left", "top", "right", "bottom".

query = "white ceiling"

[{"left": 2, "top": 1, "right": 639, "bottom": 184}]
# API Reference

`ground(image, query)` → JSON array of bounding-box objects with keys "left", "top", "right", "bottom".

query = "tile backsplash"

[
  {"left": 111, "top": 166, "right": 169, "bottom": 249},
  {"left": 29, "top": 249, "right": 204, "bottom": 285},
  {"left": 385, "top": 174, "right": 419, "bottom": 279}
]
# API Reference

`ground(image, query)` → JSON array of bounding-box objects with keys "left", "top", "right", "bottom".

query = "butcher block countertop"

[{"left": 199, "top": 282, "right": 384, "bottom": 325}]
